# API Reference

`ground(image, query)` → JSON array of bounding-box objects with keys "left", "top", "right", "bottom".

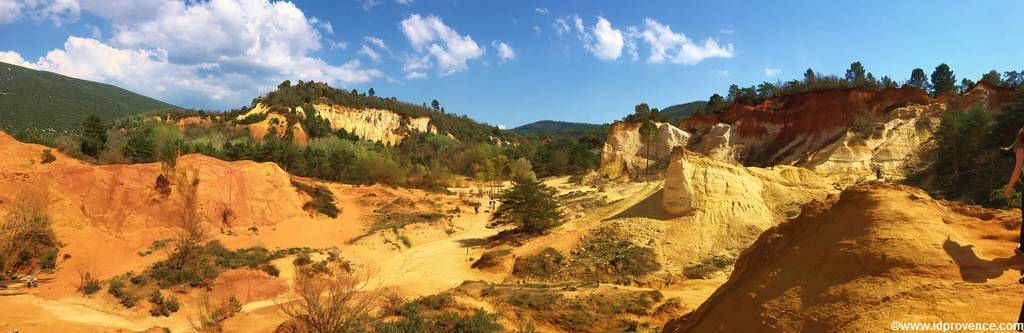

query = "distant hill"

[
  {"left": 249, "top": 80, "right": 513, "bottom": 144},
  {"left": 660, "top": 101, "right": 706, "bottom": 122},
  {"left": 0, "top": 61, "right": 176, "bottom": 131},
  {"left": 511, "top": 120, "right": 606, "bottom": 135}
]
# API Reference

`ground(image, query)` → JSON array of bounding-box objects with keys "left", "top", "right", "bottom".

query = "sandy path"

[{"left": 363, "top": 211, "right": 503, "bottom": 297}]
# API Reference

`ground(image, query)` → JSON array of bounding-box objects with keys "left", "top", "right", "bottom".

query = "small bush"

[
  {"left": 293, "top": 253, "right": 312, "bottom": 266},
  {"left": 291, "top": 180, "right": 340, "bottom": 218},
  {"left": 40, "top": 248, "right": 59, "bottom": 270},
  {"left": 682, "top": 255, "right": 736, "bottom": 279},
  {"left": 41, "top": 149, "right": 56, "bottom": 164},
  {"left": 512, "top": 248, "right": 565, "bottom": 278},
  {"left": 260, "top": 264, "right": 280, "bottom": 277},
  {"left": 149, "top": 291, "right": 181, "bottom": 317},
  {"left": 399, "top": 234, "right": 412, "bottom": 248},
  {"left": 79, "top": 272, "right": 101, "bottom": 295}
]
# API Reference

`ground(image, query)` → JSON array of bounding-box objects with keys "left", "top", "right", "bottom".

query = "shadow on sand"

[
  {"left": 943, "top": 238, "right": 1024, "bottom": 283},
  {"left": 606, "top": 189, "right": 672, "bottom": 221}
]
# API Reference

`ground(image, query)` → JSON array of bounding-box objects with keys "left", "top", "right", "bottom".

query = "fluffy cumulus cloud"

[
  {"left": 553, "top": 15, "right": 734, "bottom": 65},
  {"left": 534, "top": 7, "right": 548, "bottom": 15},
  {"left": 556, "top": 15, "right": 623, "bottom": 61},
  {"left": 399, "top": 14, "right": 485, "bottom": 77},
  {"left": 636, "top": 18, "right": 734, "bottom": 65},
  {"left": 764, "top": 67, "right": 781, "bottom": 77},
  {"left": 492, "top": 40, "right": 515, "bottom": 62},
  {"left": 1, "top": 0, "right": 383, "bottom": 109}
]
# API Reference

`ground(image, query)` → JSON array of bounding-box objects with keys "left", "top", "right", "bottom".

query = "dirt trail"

[{"left": 363, "top": 209, "right": 504, "bottom": 297}]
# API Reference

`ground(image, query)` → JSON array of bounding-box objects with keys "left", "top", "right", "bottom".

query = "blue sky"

[{"left": 0, "top": 0, "right": 1022, "bottom": 128}]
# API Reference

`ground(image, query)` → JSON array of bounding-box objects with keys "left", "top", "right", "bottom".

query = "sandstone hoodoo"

[
  {"left": 659, "top": 147, "right": 836, "bottom": 265},
  {"left": 600, "top": 121, "right": 691, "bottom": 179},
  {"left": 664, "top": 183, "right": 1024, "bottom": 332}
]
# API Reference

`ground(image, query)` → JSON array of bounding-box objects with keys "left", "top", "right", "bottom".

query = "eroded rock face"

[
  {"left": 312, "top": 103, "right": 438, "bottom": 146},
  {"left": 688, "top": 123, "right": 737, "bottom": 162},
  {"left": 680, "top": 87, "right": 932, "bottom": 166},
  {"left": 600, "top": 121, "right": 691, "bottom": 179},
  {"left": 658, "top": 148, "right": 836, "bottom": 264},
  {"left": 236, "top": 103, "right": 440, "bottom": 146},
  {"left": 0, "top": 131, "right": 310, "bottom": 231},
  {"left": 801, "top": 103, "right": 944, "bottom": 185}
]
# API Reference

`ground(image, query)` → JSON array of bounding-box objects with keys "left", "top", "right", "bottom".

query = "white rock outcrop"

[{"left": 600, "top": 121, "right": 691, "bottom": 179}]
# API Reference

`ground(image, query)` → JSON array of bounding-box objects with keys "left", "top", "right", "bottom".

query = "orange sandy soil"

[{"left": 0, "top": 131, "right": 723, "bottom": 332}]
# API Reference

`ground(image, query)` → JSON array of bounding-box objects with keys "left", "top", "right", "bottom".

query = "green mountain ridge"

[
  {"left": 510, "top": 120, "right": 605, "bottom": 135},
  {"left": 659, "top": 101, "right": 707, "bottom": 122},
  {"left": 0, "top": 61, "right": 176, "bottom": 131}
]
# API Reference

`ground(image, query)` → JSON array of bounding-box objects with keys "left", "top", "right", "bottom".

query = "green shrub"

[
  {"left": 148, "top": 291, "right": 181, "bottom": 317},
  {"left": 293, "top": 253, "right": 312, "bottom": 266},
  {"left": 40, "top": 149, "right": 56, "bottom": 164},
  {"left": 40, "top": 248, "right": 59, "bottom": 270},
  {"left": 291, "top": 180, "right": 340, "bottom": 218},
  {"left": 682, "top": 255, "right": 736, "bottom": 279},
  {"left": 260, "top": 264, "right": 280, "bottom": 277},
  {"left": 79, "top": 272, "right": 101, "bottom": 295}
]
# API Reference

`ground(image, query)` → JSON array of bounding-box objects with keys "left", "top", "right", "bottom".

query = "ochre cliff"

[
  {"left": 657, "top": 148, "right": 835, "bottom": 265},
  {"left": 600, "top": 121, "right": 690, "bottom": 179},
  {"left": 664, "top": 183, "right": 1022, "bottom": 332},
  {"left": 680, "top": 87, "right": 931, "bottom": 166},
  {"left": 236, "top": 102, "right": 440, "bottom": 146}
]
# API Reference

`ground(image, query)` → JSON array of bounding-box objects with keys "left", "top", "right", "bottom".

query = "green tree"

[
  {"left": 491, "top": 177, "right": 564, "bottom": 234},
  {"left": 123, "top": 128, "right": 157, "bottom": 163},
  {"left": 804, "top": 68, "right": 815, "bottom": 83},
  {"left": 431, "top": 99, "right": 440, "bottom": 111},
  {"left": 638, "top": 121, "right": 658, "bottom": 174},
  {"left": 368, "top": 88, "right": 376, "bottom": 97},
  {"left": 908, "top": 68, "right": 929, "bottom": 90},
  {"left": 80, "top": 115, "right": 107, "bottom": 158},
  {"left": 508, "top": 157, "right": 536, "bottom": 181},
  {"left": 930, "top": 63, "right": 956, "bottom": 96},
  {"left": 981, "top": 70, "right": 1003, "bottom": 86},
  {"left": 706, "top": 93, "right": 726, "bottom": 114},
  {"left": 935, "top": 106, "right": 993, "bottom": 192},
  {"left": 756, "top": 82, "right": 776, "bottom": 100},
  {"left": 845, "top": 61, "right": 866, "bottom": 85},
  {"left": 881, "top": 75, "right": 897, "bottom": 88},
  {"left": 960, "top": 78, "right": 976, "bottom": 93}
]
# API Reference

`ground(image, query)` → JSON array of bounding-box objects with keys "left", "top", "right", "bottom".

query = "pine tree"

[
  {"left": 491, "top": 178, "right": 564, "bottom": 234},
  {"left": 930, "top": 63, "right": 956, "bottom": 97}
]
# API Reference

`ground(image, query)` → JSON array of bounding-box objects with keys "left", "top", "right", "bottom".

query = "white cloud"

[
  {"left": 552, "top": 17, "right": 570, "bottom": 36},
  {"left": 329, "top": 39, "right": 348, "bottom": 50},
  {"left": 364, "top": 36, "right": 388, "bottom": 51},
  {"left": 0, "top": 51, "right": 34, "bottom": 68},
  {"left": 720, "top": 28, "right": 734, "bottom": 35},
  {"left": 0, "top": 0, "right": 23, "bottom": 23},
  {"left": 395, "top": 0, "right": 413, "bottom": 4},
  {"left": 405, "top": 71, "right": 426, "bottom": 79},
  {"left": 399, "top": 14, "right": 485, "bottom": 76},
  {"left": 636, "top": 18, "right": 734, "bottom": 65},
  {"left": 2, "top": 0, "right": 383, "bottom": 109},
  {"left": 715, "top": 69, "right": 730, "bottom": 76},
  {"left": 492, "top": 40, "right": 515, "bottom": 62},
  {"left": 533, "top": 25, "right": 541, "bottom": 35},
  {"left": 361, "top": 0, "right": 379, "bottom": 10},
  {"left": 534, "top": 7, "right": 548, "bottom": 15},
  {"left": 318, "top": 21, "right": 333, "bottom": 34},
  {"left": 584, "top": 17, "right": 623, "bottom": 61},
  {"left": 764, "top": 67, "right": 781, "bottom": 77},
  {"left": 359, "top": 44, "right": 382, "bottom": 62}
]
